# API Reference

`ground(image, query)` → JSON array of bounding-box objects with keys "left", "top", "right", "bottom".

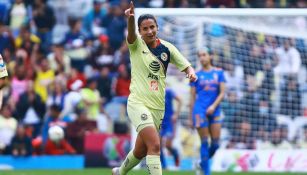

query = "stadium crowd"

[{"left": 0, "top": 0, "right": 306, "bottom": 157}]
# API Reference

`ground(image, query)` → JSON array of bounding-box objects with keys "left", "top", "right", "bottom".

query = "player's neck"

[
  {"left": 147, "top": 39, "right": 159, "bottom": 48},
  {"left": 202, "top": 65, "right": 212, "bottom": 71}
]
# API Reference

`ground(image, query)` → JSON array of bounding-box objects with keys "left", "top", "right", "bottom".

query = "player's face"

[
  {"left": 139, "top": 19, "right": 158, "bottom": 45},
  {"left": 198, "top": 51, "right": 211, "bottom": 67}
]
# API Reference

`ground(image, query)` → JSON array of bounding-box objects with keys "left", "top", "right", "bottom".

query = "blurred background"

[{"left": 0, "top": 0, "right": 306, "bottom": 173}]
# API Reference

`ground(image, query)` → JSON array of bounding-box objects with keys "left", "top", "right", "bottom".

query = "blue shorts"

[
  {"left": 192, "top": 107, "right": 222, "bottom": 128},
  {"left": 160, "top": 123, "right": 174, "bottom": 138},
  {"left": 160, "top": 114, "right": 174, "bottom": 138}
]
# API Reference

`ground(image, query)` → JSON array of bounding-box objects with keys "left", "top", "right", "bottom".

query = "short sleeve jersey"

[
  {"left": 127, "top": 36, "right": 190, "bottom": 110},
  {"left": 190, "top": 68, "right": 225, "bottom": 109}
]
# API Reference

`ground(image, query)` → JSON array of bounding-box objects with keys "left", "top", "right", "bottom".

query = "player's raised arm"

[{"left": 125, "top": 1, "right": 137, "bottom": 44}]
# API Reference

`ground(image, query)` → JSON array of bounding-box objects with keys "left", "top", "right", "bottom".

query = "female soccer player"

[
  {"left": 190, "top": 47, "right": 225, "bottom": 175},
  {"left": 112, "top": 1, "right": 197, "bottom": 175},
  {"left": 160, "top": 87, "right": 182, "bottom": 169}
]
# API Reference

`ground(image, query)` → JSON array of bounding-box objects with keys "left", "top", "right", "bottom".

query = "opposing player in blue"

[
  {"left": 189, "top": 47, "right": 225, "bottom": 175},
  {"left": 160, "top": 87, "right": 182, "bottom": 169}
]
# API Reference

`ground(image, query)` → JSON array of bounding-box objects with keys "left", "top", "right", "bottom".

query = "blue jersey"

[
  {"left": 190, "top": 68, "right": 225, "bottom": 109},
  {"left": 163, "top": 88, "right": 175, "bottom": 123},
  {"left": 190, "top": 68, "right": 225, "bottom": 128},
  {"left": 161, "top": 88, "right": 176, "bottom": 137}
]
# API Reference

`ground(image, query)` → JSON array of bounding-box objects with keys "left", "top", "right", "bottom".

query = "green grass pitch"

[{"left": 0, "top": 169, "right": 306, "bottom": 175}]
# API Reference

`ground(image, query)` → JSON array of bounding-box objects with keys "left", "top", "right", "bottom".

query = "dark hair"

[{"left": 137, "top": 14, "right": 157, "bottom": 29}]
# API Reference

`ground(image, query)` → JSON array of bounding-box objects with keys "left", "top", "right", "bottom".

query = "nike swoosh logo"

[
  {"left": 142, "top": 50, "right": 149, "bottom": 54},
  {"left": 0, "top": 63, "right": 5, "bottom": 68}
]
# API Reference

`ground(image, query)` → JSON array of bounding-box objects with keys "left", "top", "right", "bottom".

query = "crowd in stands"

[
  {"left": 0, "top": 0, "right": 306, "bottom": 157},
  {"left": 203, "top": 20, "right": 307, "bottom": 150}
]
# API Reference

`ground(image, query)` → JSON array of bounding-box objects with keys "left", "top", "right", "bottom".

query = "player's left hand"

[{"left": 206, "top": 105, "right": 215, "bottom": 115}]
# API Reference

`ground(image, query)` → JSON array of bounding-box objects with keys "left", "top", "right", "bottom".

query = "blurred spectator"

[
  {"left": 264, "top": 0, "right": 275, "bottom": 8},
  {"left": 259, "top": 56, "right": 275, "bottom": 101},
  {"left": 10, "top": 64, "right": 28, "bottom": 104},
  {"left": 223, "top": 60, "right": 244, "bottom": 98},
  {"left": 230, "top": 30, "right": 249, "bottom": 65},
  {"left": 15, "top": 81, "right": 46, "bottom": 137},
  {"left": 241, "top": 76, "right": 260, "bottom": 120},
  {"left": 48, "top": 0, "right": 69, "bottom": 25},
  {"left": 82, "top": 0, "right": 107, "bottom": 38},
  {"left": 14, "top": 49, "right": 32, "bottom": 78},
  {"left": 80, "top": 77, "right": 102, "bottom": 120},
  {"left": 34, "top": 58, "right": 55, "bottom": 102},
  {"left": 113, "top": 64, "right": 130, "bottom": 119},
  {"left": 93, "top": 34, "right": 114, "bottom": 68},
  {"left": 97, "top": 66, "right": 112, "bottom": 104},
  {"left": 61, "top": 79, "right": 83, "bottom": 120},
  {"left": 113, "top": 41, "right": 129, "bottom": 67},
  {"left": 0, "top": 104, "right": 17, "bottom": 154},
  {"left": 258, "top": 125, "right": 292, "bottom": 149},
  {"left": 47, "top": 43, "right": 71, "bottom": 74},
  {"left": 280, "top": 75, "right": 301, "bottom": 117},
  {"left": 254, "top": 99, "right": 277, "bottom": 140},
  {"left": 6, "top": 0, "right": 28, "bottom": 37},
  {"left": 227, "top": 119, "right": 255, "bottom": 149},
  {"left": 205, "top": 0, "right": 235, "bottom": 8},
  {"left": 46, "top": 80, "right": 67, "bottom": 110},
  {"left": 66, "top": 107, "right": 97, "bottom": 154},
  {"left": 298, "top": 125, "right": 307, "bottom": 148},
  {"left": 64, "top": 17, "right": 88, "bottom": 71},
  {"left": 243, "top": 44, "right": 263, "bottom": 77},
  {"left": 0, "top": 21, "right": 15, "bottom": 54},
  {"left": 222, "top": 89, "right": 242, "bottom": 129},
  {"left": 274, "top": 39, "right": 301, "bottom": 78},
  {"left": 10, "top": 125, "right": 32, "bottom": 156},
  {"left": 41, "top": 104, "right": 70, "bottom": 144},
  {"left": 296, "top": 0, "right": 306, "bottom": 8},
  {"left": 32, "top": 0, "right": 56, "bottom": 52},
  {"left": 114, "top": 64, "right": 130, "bottom": 98},
  {"left": 101, "top": 2, "right": 126, "bottom": 50},
  {"left": 15, "top": 25, "right": 40, "bottom": 55},
  {"left": 135, "top": 0, "right": 150, "bottom": 7},
  {"left": 64, "top": 17, "right": 86, "bottom": 49},
  {"left": 44, "top": 126, "right": 76, "bottom": 155},
  {"left": 66, "top": 67, "right": 86, "bottom": 91},
  {"left": 264, "top": 35, "right": 278, "bottom": 55}
]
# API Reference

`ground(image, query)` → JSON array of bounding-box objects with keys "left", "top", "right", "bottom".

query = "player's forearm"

[
  {"left": 212, "top": 93, "right": 224, "bottom": 108},
  {"left": 183, "top": 66, "right": 194, "bottom": 75},
  {"left": 189, "top": 89, "right": 196, "bottom": 118},
  {"left": 212, "top": 83, "right": 225, "bottom": 108},
  {"left": 127, "top": 16, "right": 136, "bottom": 44},
  {"left": 175, "top": 100, "right": 182, "bottom": 116}
]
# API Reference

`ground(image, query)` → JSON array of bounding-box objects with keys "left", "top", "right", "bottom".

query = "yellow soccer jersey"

[{"left": 127, "top": 36, "right": 191, "bottom": 110}]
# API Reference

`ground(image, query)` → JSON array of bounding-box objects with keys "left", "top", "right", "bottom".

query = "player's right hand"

[{"left": 125, "top": 1, "right": 134, "bottom": 17}]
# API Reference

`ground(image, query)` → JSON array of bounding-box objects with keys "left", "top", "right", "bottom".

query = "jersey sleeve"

[
  {"left": 218, "top": 70, "right": 226, "bottom": 83},
  {"left": 167, "top": 43, "right": 191, "bottom": 71},
  {"left": 126, "top": 35, "right": 142, "bottom": 51}
]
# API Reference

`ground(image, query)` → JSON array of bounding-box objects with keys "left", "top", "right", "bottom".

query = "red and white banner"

[{"left": 212, "top": 149, "right": 307, "bottom": 172}]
